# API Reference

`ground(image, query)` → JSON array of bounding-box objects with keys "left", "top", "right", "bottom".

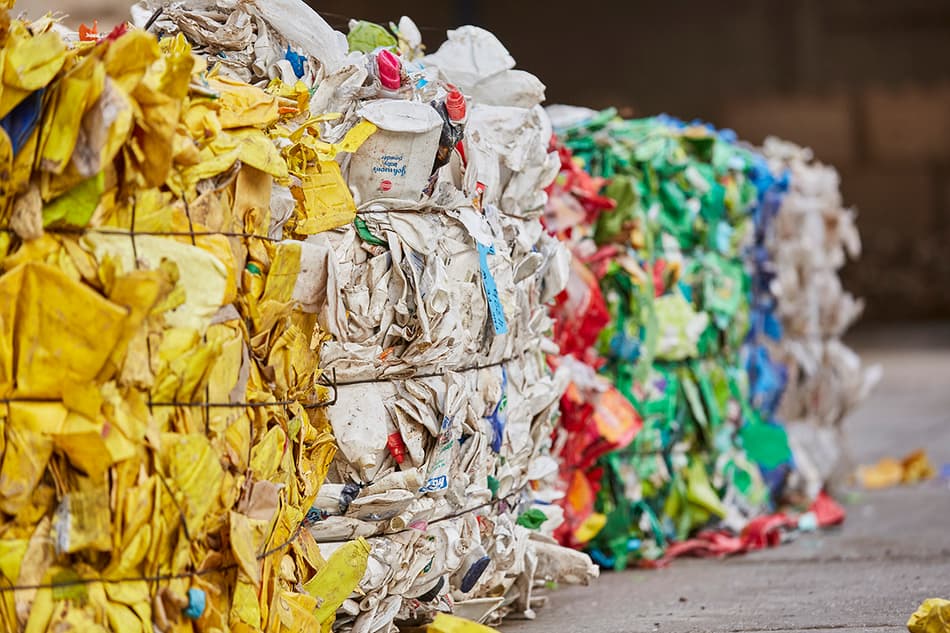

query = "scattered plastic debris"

[
  {"left": 857, "top": 450, "right": 936, "bottom": 490},
  {"left": 907, "top": 598, "right": 950, "bottom": 633}
]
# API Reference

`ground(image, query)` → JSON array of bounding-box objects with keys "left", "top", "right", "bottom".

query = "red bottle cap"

[
  {"left": 386, "top": 432, "right": 406, "bottom": 464},
  {"left": 377, "top": 50, "right": 402, "bottom": 90},
  {"left": 446, "top": 87, "right": 466, "bottom": 122}
]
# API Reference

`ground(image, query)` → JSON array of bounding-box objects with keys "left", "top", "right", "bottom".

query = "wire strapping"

[{"left": 0, "top": 486, "right": 529, "bottom": 593}]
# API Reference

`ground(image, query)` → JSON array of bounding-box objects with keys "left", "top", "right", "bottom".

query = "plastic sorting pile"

[
  {"left": 0, "top": 0, "right": 878, "bottom": 629},
  {"left": 0, "top": 2, "right": 597, "bottom": 632},
  {"left": 146, "top": 1, "right": 593, "bottom": 630},
  {"left": 761, "top": 138, "right": 880, "bottom": 500},
  {"left": 545, "top": 109, "right": 865, "bottom": 568}
]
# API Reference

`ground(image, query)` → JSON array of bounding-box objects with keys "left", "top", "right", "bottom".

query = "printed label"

[
  {"left": 373, "top": 153, "right": 408, "bottom": 178},
  {"left": 477, "top": 242, "right": 509, "bottom": 336},
  {"left": 420, "top": 475, "right": 448, "bottom": 493},
  {"left": 421, "top": 415, "right": 455, "bottom": 494}
]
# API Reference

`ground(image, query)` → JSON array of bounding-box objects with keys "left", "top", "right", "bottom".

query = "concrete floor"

[{"left": 504, "top": 323, "right": 950, "bottom": 633}]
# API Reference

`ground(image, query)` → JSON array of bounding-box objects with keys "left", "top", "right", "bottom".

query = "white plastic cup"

[{"left": 349, "top": 99, "right": 443, "bottom": 204}]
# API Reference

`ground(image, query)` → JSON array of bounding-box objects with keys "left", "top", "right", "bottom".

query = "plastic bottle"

[
  {"left": 430, "top": 87, "right": 467, "bottom": 174},
  {"left": 386, "top": 431, "right": 407, "bottom": 464},
  {"left": 445, "top": 87, "right": 467, "bottom": 123}
]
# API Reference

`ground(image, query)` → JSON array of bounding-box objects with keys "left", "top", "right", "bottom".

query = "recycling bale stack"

[
  {"left": 762, "top": 138, "right": 880, "bottom": 500},
  {"left": 546, "top": 109, "right": 807, "bottom": 568},
  {"left": 0, "top": 0, "right": 878, "bottom": 629},
  {"left": 133, "top": 1, "right": 597, "bottom": 631},
  {"left": 0, "top": 9, "right": 381, "bottom": 632}
]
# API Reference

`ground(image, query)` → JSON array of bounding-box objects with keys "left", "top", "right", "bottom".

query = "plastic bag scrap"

[
  {"left": 547, "top": 109, "right": 825, "bottom": 570},
  {"left": 131, "top": 0, "right": 351, "bottom": 87},
  {"left": 646, "top": 490, "right": 845, "bottom": 565},
  {"left": 857, "top": 450, "right": 936, "bottom": 490},
  {"left": 427, "top": 613, "right": 501, "bottom": 633},
  {"left": 908, "top": 598, "right": 950, "bottom": 633},
  {"left": 762, "top": 138, "right": 881, "bottom": 499},
  {"left": 0, "top": 7, "right": 385, "bottom": 631}
]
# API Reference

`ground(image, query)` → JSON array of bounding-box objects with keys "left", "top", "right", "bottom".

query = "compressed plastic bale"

[
  {"left": 761, "top": 138, "right": 881, "bottom": 498},
  {"left": 540, "top": 106, "right": 872, "bottom": 569},
  {"left": 548, "top": 110, "right": 792, "bottom": 568},
  {"left": 311, "top": 200, "right": 594, "bottom": 628},
  {"left": 0, "top": 8, "right": 379, "bottom": 631}
]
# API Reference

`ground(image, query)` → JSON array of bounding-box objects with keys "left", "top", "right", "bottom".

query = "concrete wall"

[
  {"left": 15, "top": 0, "right": 950, "bottom": 319},
  {"left": 473, "top": 0, "right": 950, "bottom": 321}
]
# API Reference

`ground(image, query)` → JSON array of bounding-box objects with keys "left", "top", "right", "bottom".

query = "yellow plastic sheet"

[
  {"left": 304, "top": 538, "right": 370, "bottom": 631},
  {"left": 908, "top": 598, "right": 950, "bottom": 633},
  {"left": 284, "top": 120, "right": 376, "bottom": 235},
  {"left": 0, "top": 23, "right": 66, "bottom": 119}
]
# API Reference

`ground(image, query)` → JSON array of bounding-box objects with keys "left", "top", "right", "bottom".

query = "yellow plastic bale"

[{"left": 0, "top": 12, "right": 361, "bottom": 632}]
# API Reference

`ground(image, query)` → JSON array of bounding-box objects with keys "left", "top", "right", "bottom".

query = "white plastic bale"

[{"left": 762, "top": 137, "right": 882, "bottom": 495}]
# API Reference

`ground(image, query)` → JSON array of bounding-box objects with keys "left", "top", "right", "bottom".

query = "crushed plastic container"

[{"left": 349, "top": 99, "right": 443, "bottom": 203}]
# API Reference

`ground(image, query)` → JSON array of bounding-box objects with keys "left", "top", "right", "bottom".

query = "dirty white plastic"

[{"left": 349, "top": 99, "right": 443, "bottom": 204}]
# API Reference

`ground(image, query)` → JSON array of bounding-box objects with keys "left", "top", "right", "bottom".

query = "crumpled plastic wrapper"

[
  {"left": 856, "top": 449, "right": 935, "bottom": 490},
  {"left": 131, "top": 0, "right": 352, "bottom": 87},
  {"left": 0, "top": 8, "right": 379, "bottom": 632},
  {"left": 762, "top": 137, "right": 881, "bottom": 500},
  {"left": 907, "top": 598, "right": 950, "bottom": 633}
]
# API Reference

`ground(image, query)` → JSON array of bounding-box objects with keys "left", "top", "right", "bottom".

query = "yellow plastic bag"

[
  {"left": 908, "top": 598, "right": 950, "bottom": 633},
  {"left": 304, "top": 538, "right": 371, "bottom": 630},
  {"left": 0, "top": 262, "right": 128, "bottom": 399}
]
